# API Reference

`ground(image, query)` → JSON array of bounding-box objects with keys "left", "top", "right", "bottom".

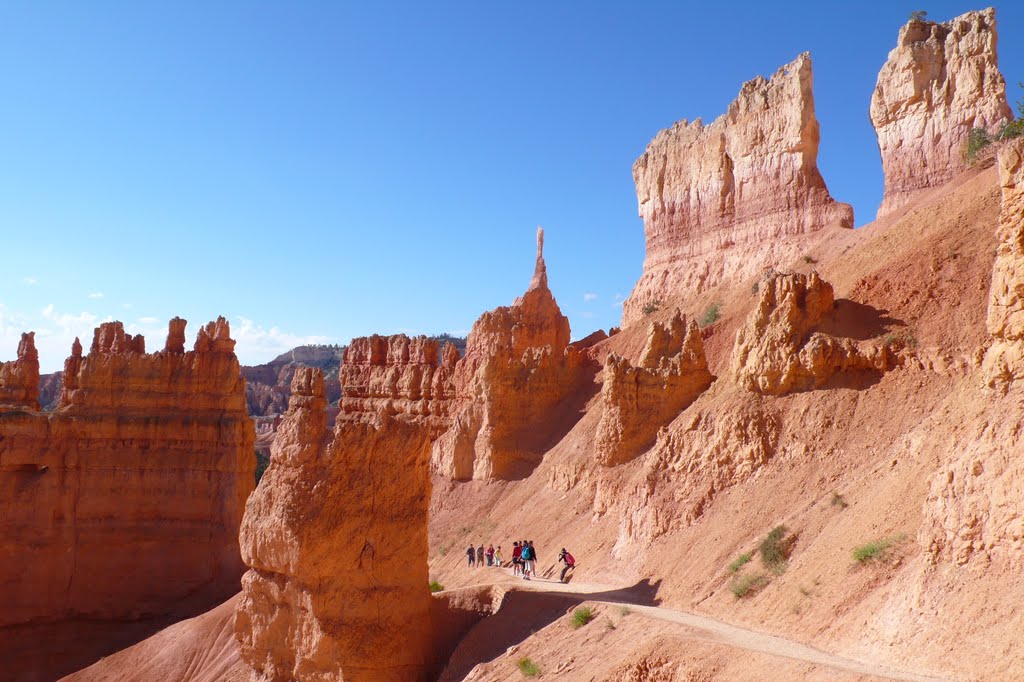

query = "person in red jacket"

[
  {"left": 558, "top": 548, "right": 576, "bottom": 583},
  {"left": 511, "top": 541, "right": 523, "bottom": 576}
]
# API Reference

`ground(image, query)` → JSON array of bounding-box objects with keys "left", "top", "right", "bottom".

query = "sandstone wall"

[
  {"left": 623, "top": 53, "right": 852, "bottom": 325},
  {"left": 0, "top": 331, "right": 39, "bottom": 409},
  {"left": 236, "top": 367, "right": 434, "bottom": 682},
  {"left": 871, "top": 8, "right": 1012, "bottom": 218},
  {"left": 0, "top": 318, "right": 254, "bottom": 627},
  {"left": 595, "top": 313, "right": 713, "bottom": 466},
  {"left": 433, "top": 228, "right": 594, "bottom": 480},
  {"left": 339, "top": 333, "right": 457, "bottom": 438},
  {"left": 983, "top": 138, "right": 1024, "bottom": 388},
  {"left": 731, "top": 272, "right": 895, "bottom": 395}
]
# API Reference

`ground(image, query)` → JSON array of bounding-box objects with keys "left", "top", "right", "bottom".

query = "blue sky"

[{"left": 2, "top": 2, "right": 1021, "bottom": 372}]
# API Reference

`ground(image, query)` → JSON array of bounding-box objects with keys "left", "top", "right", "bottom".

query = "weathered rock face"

[
  {"left": 235, "top": 367, "right": 433, "bottom": 682},
  {"left": 243, "top": 345, "right": 345, "bottom": 417},
  {"left": 0, "top": 317, "right": 254, "bottom": 627},
  {"left": 731, "top": 272, "right": 896, "bottom": 395},
  {"left": 433, "top": 228, "right": 593, "bottom": 480},
  {"left": 0, "top": 331, "right": 39, "bottom": 409},
  {"left": 983, "top": 138, "right": 1024, "bottom": 388},
  {"left": 595, "top": 313, "right": 714, "bottom": 466},
  {"left": 623, "top": 53, "right": 853, "bottom": 325},
  {"left": 340, "top": 334, "right": 457, "bottom": 438},
  {"left": 871, "top": 8, "right": 1012, "bottom": 218}
]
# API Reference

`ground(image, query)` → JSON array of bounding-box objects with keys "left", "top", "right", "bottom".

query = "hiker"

[
  {"left": 486, "top": 544, "right": 495, "bottom": 566},
  {"left": 494, "top": 545, "right": 504, "bottom": 567},
  {"left": 558, "top": 547, "right": 576, "bottom": 583},
  {"left": 520, "top": 540, "right": 534, "bottom": 580},
  {"left": 476, "top": 544, "right": 485, "bottom": 567},
  {"left": 466, "top": 544, "right": 475, "bottom": 567},
  {"left": 512, "top": 541, "right": 522, "bottom": 576}
]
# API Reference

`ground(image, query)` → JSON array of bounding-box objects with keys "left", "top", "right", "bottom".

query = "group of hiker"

[{"left": 465, "top": 540, "right": 575, "bottom": 583}]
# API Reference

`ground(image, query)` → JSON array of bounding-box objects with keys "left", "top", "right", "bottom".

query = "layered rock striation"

[
  {"left": 433, "top": 228, "right": 593, "bottom": 480},
  {"left": 871, "top": 8, "right": 1012, "bottom": 218},
  {"left": 731, "top": 272, "right": 895, "bottom": 395},
  {"left": 983, "top": 138, "right": 1024, "bottom": 388},
  {"left": 595, "top": 312, "right": 714, "bottom": 466},
  {"left": 340, "top": 333, "right": 458, "bottom": 438},
  {"left": 235, "top": 367, "right": 433, "bottom": 681},
  {"left": 623, "top": 53, "right": 853, "bottom": 325},
  {"left": 0, "top": 317, "right": 254, "bottom": 627}
]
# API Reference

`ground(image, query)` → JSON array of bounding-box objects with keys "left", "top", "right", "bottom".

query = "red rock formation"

[
  {"left": 983, "top": 138, "right": 1024, "bottom": 388},
  {"left": 433, "top": 228, "right": 593, "bottom": 480},
  {"left": 235, "top": 366, "right": 433, "bottom": 681},
  {"left": 0, "top": 331, "right": 39, "bottom": 409},
  {"left": 595, "top": 313, "right": 713, "bottom": 466},
  {"left": 0, "top": 317, "right": 254, "bottom": 628},
  {"left": 623, "top": 53, "right": 853, "bottom": 325},
  {"left": 731, "top": 272, "right": 896, "bottom": 394},
  {"left": 871, "top": 8, "right": 1012, "bottom": 218},
  {"left": 339, "top": 333, "right": 457, "bottom": 438}
]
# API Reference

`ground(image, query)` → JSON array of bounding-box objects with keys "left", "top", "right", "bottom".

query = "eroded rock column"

[{"left": 236, "top": 367, "right": 433, "bottom": 682}]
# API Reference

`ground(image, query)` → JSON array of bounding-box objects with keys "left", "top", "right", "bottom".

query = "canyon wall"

[
  {"left": 433, "top": 228, "right": 595, "bottom": 480},
  {"left": 0, "top": 331, "right": 39, "bottom": 409},
  {"left": 236, "top": 367, "right": 434, "bottom": 682},
  {"left": 623, "top": 53, "right": 852, "bottom": 325},
  {"left": 594, "top": 312, "right": 713, "bottom": 466},
  {"left": 339, "top": 333, "right": 457, "bottom": 438},
  {"left": 0, "top": 317, "right": 254, "bottom": 626},
  {"left": 871, "top": 8, "right": 1012, "bottom": 219},
  {"left": 983, "top": 137, "right": 1024, "bottom": 388}
]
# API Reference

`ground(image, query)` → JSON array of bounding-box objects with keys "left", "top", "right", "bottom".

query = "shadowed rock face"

[
  {"left": 871, "top": 8, "right": 1012, "bottom": 219},
  {"left": 595, "top": 313, "right": 714, "bottom": 466},
  {"left": 0, "top": 317, "right": 254, "bottom": 627},
  {"left": 731, "top": 272, "right": 896, "bottom": 395},
  {"left": 983, "top": 138, "right": 1024, "bottom": 388},
  {"left": 235, "top": 367, "right": 433, "bottom": 682},
  {"left": 623, "top": 53, "right": 853, "bottom": 326},
  {"left": 433, "top": 228, "right": 592, "bottom": 481},
  {"left": 340, "top": 333, "right": 458, "bottom": 438}
]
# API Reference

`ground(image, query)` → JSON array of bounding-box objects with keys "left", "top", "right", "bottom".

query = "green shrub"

[
  {"left": 698, "top": 303, "right": 721, "bottom": 327},
  {"left": 617, "top": 605, "right": 632, "bottom": 616},
  {"left": 728, "top": 552, "right": 752, "bottom": 574},
  {"left": 517, "top": 657, "right": 540, "bottom": 677},
  {"left": 965, "top": 127, "right": 993, "bottom": 166},
  {"left": 570, "top": 605, "right": 595, "bottom": 629},
  {"left": 852, "top": 535, "right": 904, "bottom": 563},
  {"left": 642, "top": 299, "right": 662, "bottom": 315},
  {"left": 909, "top": 10, "right": 927, "bottom": 21},
  {"left": 730, "top": 573, "right": 768, "bottom": 598},
  {"left": 428, "top": 580, "right": 444, "bottom": 593},
  {"left": 254, "top": 450, "right": 270, "bottom": 485},
  {"left": 759, "top": 525, "right": 791, "bottom": 572},
  {"left": 830, "top": 492, "right": 848, "bottom": 509},
  {"left": 802, "top": 255, "right": 817, "bottom": 264},
  {"left": 604, "top": 618, "right": 617, "bottom": 631}
]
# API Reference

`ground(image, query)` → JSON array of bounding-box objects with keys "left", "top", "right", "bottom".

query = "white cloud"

[
  {"left": 232, "top": 316, "right": 334, "bottom": 365},
  {"left": 122, "top": 303, "right": 134, "bottom": 309},
  {"left": 612, "top": 293, "right": 626, "bottom": 308},
  {"left": 580, "top": 311, "right": 597, "bottom": 319},
  {"left": 583, "top": 292, "right": 598, "bottom": 303},
  {"left": 22, "top": 276, "right": 37, "bottom": 286},
  {"left": 138, "top": 316, "right": 160, "bottom": 325},
  {"left": 88, "top": 292, "right": 104, "bottom": 299}
]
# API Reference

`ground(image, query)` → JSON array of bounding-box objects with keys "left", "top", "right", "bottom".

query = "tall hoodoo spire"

[{"left": 529, "top": 226, "right": 548, "bottom": 291}]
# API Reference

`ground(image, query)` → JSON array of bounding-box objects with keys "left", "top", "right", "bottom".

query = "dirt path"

[{"left": 458, "top": 571, "right": 955, "bottom": 682}]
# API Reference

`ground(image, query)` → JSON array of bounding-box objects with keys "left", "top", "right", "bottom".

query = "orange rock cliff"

[
  {"left": 433, "top": 227, "right": 598, "bottom": 480},
  {"left": 235, "top": 367, "right": 434, "bottom": 681},
  {"left": 623, "top": 53, "right": 853, "bottom": 325},
  {"left": 871, "top": 8, "right": 1012, "bottom": 218},
  {"left": 0, "top": 317, "right": 254, "bottom": 627}
]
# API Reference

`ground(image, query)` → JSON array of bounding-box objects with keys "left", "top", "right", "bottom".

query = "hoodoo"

[
  {"left": 339, "top": 333, "right": 458, "bottom": 438},
  {"left": 871, "top": 8, "right": 1012, "bottom": 218},
  {"left": 595, "top": 312, "right": 713, "bottom": 466},
  {"left": 433, "top": 228, "right": 593, "bottom": 480},
  {"left": 623, "top": 53, "right": 852, "bottom": 325},
  {"left": 235, "top": 367, "right": 434, "bottom": 681},
  {"left": 0, "top": 318, "right": 254, "bottom": 630}
]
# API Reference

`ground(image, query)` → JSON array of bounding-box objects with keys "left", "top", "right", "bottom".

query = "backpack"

[
  {"left": 521, "top": 545, "right": 533, "bottom": 561},
  {"left": 564, "top": 552, "right": 575, "bottom": 567}
]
